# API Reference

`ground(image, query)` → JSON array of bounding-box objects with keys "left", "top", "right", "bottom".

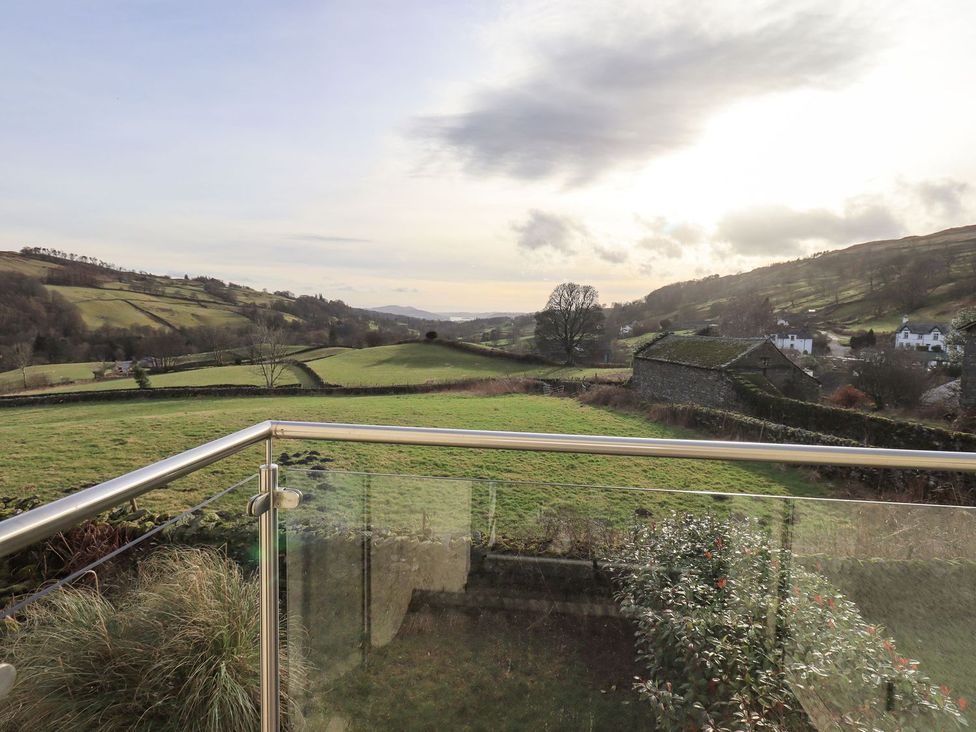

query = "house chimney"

[{"left": 902, "top": 315, "right": 909, "bottom": 325}]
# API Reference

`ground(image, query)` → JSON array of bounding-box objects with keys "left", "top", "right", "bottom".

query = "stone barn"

[
  {"left": 962, "top": 319, "right": 976, "bottom": 414},
  {"left": 632, "top": 334, "right": 820, "bottom": 410}
]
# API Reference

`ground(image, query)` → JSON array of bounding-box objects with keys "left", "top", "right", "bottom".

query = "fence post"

[{"left": 259, "top": 438, "right": 280, "bottom": 732}]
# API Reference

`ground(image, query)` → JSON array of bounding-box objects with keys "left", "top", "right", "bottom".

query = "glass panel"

[
  {"left": 283, "top": 469, "right": 976, "bottom": 731},
  {"left": 0, "top": 474, "right": 260, "bottom": 729}
]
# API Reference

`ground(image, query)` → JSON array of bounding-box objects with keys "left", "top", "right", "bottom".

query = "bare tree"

[
  {"left": 534, "top": 283, "right": 605, "bottom": 364},
  {"left": 850, "top": 347, "right": 926, "bottom": 411},
  {"left": 249, "top": 322, "right": 290, "bottom": 388},
  {"left": 719, "top": 294, "right": 774, "bottom": 337},
  {"left": 206, "top": 326, "right": 231, "bottom": 366},
  {"left": 10, "top": 341, "right": 34, "bottom": 389},
  {"left": 140, "top": 330, "right": 185, "bottom": 371}
]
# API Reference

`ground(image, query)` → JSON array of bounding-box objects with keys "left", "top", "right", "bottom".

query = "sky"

[{"left": 2, "top": 0, "right": 975, "bottom": 312}]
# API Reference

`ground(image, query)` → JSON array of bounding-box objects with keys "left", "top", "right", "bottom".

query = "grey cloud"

[
  {"left": 715, "top": 199, "right": 903, "bottom": 256},
  {"left": 511, "top": 209, "right": 588, "bottom": 253},
  {"left": 594, "top": 244, "right": 628, "bottom": 263},
  {"left": 909, "top": 179, "right": 970, "bottom": 218},
  {"left": 416, "top": 12, "right": 876, "bottom": 183}
]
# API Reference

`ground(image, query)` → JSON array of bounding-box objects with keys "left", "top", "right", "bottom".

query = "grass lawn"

[
  {"left": 23, "top": 364, "right": 301, "bottom": 393},
  {"left": 0, "top": 393, "right": 823, "bottom": 515},
  {"left": 298, "top": 609, "right": 646, "bottom": 731},
  {"left": 0, "top": 362, "right": 104, "bottom": 392},
  {"left": 293, "top": 346, "right": 351, "bottom": 362},
  {"left": 306, "top": 343, "right": 631, "bottom": 386}
]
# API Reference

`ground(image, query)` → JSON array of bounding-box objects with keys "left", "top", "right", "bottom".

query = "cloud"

[
  {"left": 593, "top": 244, "right": 628, "bottom": 263},
  {"left": 416, "top": 10, "right": 876, "bottom": 183},
  {"left": 637, "top": 235, "right": 683, "bottom": 258},
  {"left": 634, "top": 216, "right": 702, "bottom": 258},
  {"left": 714, "top": 198, "right": 903, "bottom": 256},
  {"left": 907, "top": 179, "right": 970, "bottom": 219},
  {"left": 289, "top": 233, "right": 373, "bottom": 243},
  {"left": 670, "top": 222, "right": 705, "bottom": 246},
  {"left": 511, "top": 209, "right": 589, "bottom": 253}
]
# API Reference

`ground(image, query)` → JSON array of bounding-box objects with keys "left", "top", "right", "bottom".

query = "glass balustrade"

[{"left": 281, "top": 468, "right": 976, "bottom": 731}]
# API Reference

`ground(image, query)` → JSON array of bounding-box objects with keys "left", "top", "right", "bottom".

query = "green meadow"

[
  {"left": 0, "top": 393, "right": 822, "bottom": 516},
  {"left": 306, "top": 343, "right": 630, "bottom": 386}
]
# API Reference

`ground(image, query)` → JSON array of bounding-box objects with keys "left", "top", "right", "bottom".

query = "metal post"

[
  {"left": 361, "top": 474, "right": 372, "bottom": 663},
  {"left": 259, "top": 438, "right": 280, "bottom": 732}
]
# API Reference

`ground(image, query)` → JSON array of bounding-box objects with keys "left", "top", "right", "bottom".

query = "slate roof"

[
  {"left": 773, "top": 331, "right": 813, "bottom": 340},
  {"left": 899, "top": 321, "right": 946, "bottom": 335},
  {"left": 634, "top": 334, "right": 764, "bottom": 370}
]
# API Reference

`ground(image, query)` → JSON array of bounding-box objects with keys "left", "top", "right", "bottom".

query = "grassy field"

[
  {"left": 307, "top": 343, "right": 631, "bottom": 386},
  {"left": 0, "top": 362, "right": 105, "bottom": 392},
  {"left": 46, "top": 284, "right": 252, "bottom": 330},
  {"left": 22, "top": 364, "right": 302, "bottom": 393},
  {"left": 293, "top": 346, "right": 350, "bottom": 362},
  {"left": 0, "top": 393, "right": 823, "bottom": 515},
  {"left": 6, "top": 343, "right": 628, "bottom": 395}
]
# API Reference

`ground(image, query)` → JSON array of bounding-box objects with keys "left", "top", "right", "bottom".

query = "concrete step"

[{"left": 409, "top": 587, "right": 621, "bottom": 618}]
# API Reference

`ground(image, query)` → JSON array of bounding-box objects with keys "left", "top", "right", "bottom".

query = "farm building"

[
  {"left": 962, "top": 319, "right": 976, "bottom": 413},
  {"left": 632, "top": 334, "right": 820, "bottom": 410}
]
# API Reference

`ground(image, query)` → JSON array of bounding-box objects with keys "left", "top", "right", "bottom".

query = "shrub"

[
  {"left": 0, "top": 547, "right": 303, "bottom": 731},
  {"left": 827, "top": 384, "right": 871, "bottom": 409},
  {"left": 131, "top": 362, "right": 151, "bottom": 389},
  {"left": 611, "top": 513, "right": 965, "bottom": 731},
  {"left": 577, "top": 384, "right": 642, "bottom": 410}
]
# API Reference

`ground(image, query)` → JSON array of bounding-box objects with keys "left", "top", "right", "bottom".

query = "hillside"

[
  {"left": 0, "top": 249, "right": 366, "bottom": 332},
  {"left": 0, "top": 250, "right": 533, "bottom": 365},
  {"left": 610, "top": 225, "right": 976, "bottom": 335}
]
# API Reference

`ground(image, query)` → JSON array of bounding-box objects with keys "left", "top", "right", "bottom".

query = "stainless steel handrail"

[
  {"left": 2, "top": 419, "right": 974, "bottom": 558},
  {"left": 0, "top": 421, "right": 273, "bottom": 557},
  {"left": 271, "top": 420, "right": 976, "bottom": 471}
]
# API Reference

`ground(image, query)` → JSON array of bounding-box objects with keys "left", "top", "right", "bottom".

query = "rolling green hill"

[
  {"left": 305, "top": 342, "right": 630, "bottom": 387},
  {"left": 0, "top": 250, "right": 414, "bottom": 337},
  {"left": 612, "top": 225, "right": 976, "bottom": 334}
]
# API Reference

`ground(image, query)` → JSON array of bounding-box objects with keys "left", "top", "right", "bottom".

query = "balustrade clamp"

[
  {"left": 247, "top": 463, "right": 302, "bottom": 517},
  {"left": 247, "top": 488, "right": 303, "bottom": 516}
]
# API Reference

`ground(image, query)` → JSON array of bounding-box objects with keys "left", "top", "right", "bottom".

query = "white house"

[
  {"left": 771, "top": 331, "right": 813, "bottom": 354},
  {"left": 895, "top": 317, "right": 949, "bottom": 352}
]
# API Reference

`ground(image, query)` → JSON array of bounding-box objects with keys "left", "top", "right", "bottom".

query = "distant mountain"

[
  {"left": 369, "top": 306, "right": 526, "bottom": 322},
  {"left": 369, "top": 305, "right": 446, "bottom": 320}
]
